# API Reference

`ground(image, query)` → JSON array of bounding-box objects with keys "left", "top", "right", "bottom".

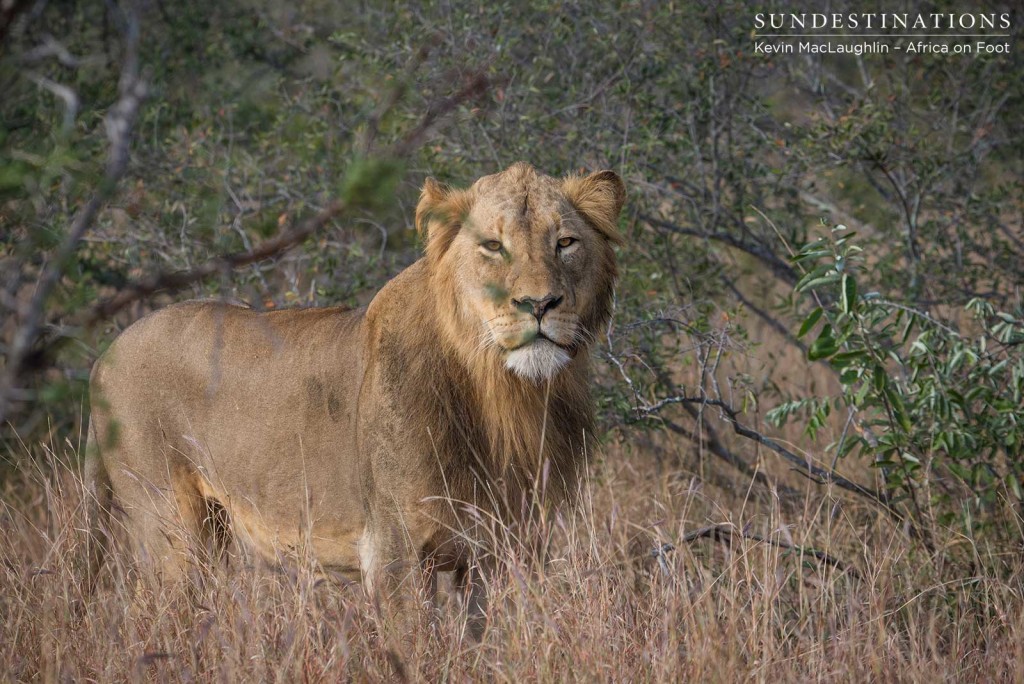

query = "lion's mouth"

[
  {"left": 507, "top": 330, "right": 574, "bottom": 354},
  {"left": 535, "top": 331, "right": 562, "bottom": 346}
]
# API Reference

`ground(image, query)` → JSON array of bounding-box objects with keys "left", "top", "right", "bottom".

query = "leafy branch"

[{"left": 771, "top": 225, "right": 1024, "bottom": 538}]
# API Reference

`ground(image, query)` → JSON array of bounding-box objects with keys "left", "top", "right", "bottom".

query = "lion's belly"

[
  {"left": 185, "top": 398, "right": 366, "bottom": 573},
  {"left": 197, "top": 475, "right": 365, "bottom": 576}
]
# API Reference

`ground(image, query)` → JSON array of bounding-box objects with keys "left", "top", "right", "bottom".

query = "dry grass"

[{"left": 2, "top": 439, "right": 1023, "bottom": 683}]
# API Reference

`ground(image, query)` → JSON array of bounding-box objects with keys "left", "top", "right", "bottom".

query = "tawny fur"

[{"left": 84, "top": 162, "right": 625, "bottom": 622}]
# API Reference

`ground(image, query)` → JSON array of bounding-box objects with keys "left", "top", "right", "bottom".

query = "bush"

[{"left": 770, "top": 224, "right": 1024, "bottom": 538}]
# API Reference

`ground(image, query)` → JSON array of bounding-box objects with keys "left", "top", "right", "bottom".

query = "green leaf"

[
  {"left": 791, "top": 238, "right": 829, "bottom": 262},
  {"left": 885, "top": 386, "right": 913, "bottom": 433},
  {"left": 873, "top": 364, "right": 887, "bottom": 392},
  {"left": 839, "top": 368, "right": 860, "bottom": 384},
  {"left": 898, "top": 315, "right": 917, "bottom": 344},
  {"left": 795, "top": 263, "right": 832, "bottom": 291},
  {"left": 798, "top": 307, "right": 823, "bottom": 338},
  {"left": 799, "top": 274, "right": 841, "bottom": 292},
  {"left": 831, "top": 349, "right": 867, "bottom": 367},
  {"left": 0, "top": 160, "right": 31, "bottom": 195},
  {"left": 1007, "top": 475, "right": 1022, "bottom": 500},
  {"left": 840, "top": 273, "right": 857, "bottom": 314},
  {"left": 808, "top": 325, "right": 839, "bottom": 360},
  {"left": 989, "top": 359, "right": 1009, "bottom": 376}
]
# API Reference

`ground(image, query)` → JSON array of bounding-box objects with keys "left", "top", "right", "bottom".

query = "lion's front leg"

[
  {"left": 358, "top": 520, "right": 424, "bottom": 646},
  {"left": 455, "top": 555, "right": 493, "bottom": 641}
]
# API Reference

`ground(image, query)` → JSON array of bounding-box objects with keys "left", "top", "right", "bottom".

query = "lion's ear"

[
  {"left": 416, "top": 177, "right": 473, "bottom": 260},
  {"left": 415, "top": 177, "right": 449, "bottom": 237},
  {"left": 562, "top": 170, "right": 626, "bottom": 244}
]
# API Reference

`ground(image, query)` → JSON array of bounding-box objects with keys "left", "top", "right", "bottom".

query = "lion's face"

[{"left": 418, "top": 163, "right": 625, "bottom": 382}]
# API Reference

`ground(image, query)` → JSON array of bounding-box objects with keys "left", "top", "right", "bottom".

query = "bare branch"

[
  {"left": 641, "top": 214, "right": 798, "bottom": 286},
  {"left": 0, "top": 3, "right": 145, "bottom": 425},
  {"left": 82, "top": 199, "right": 347, "bottom": 324},
  {"left": 659, "top": 414, "right": 801, "bottom": 501},
  {"left": 21, "top": 34, "right": 83, "bottom": 67},
  {"left": 679, "top": 522, "right": 856, "bottom": 577},
  {"left": 27, "top": 73, "right": 79, "bottom": 132},
  {"left": 631, "top": 392, "right": 930, "bottom": 546}
]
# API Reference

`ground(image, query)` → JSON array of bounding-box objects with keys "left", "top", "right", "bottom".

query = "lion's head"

[{"left": 416, "top": 162, "right": 625, "bottom": 382}]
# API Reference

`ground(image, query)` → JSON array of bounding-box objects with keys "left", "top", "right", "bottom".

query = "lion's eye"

[
  {"left": 557, "top": 237, "right": 577, "bottom": 249},
  {"left": 482, "top": 240, "right": 503, "bottom": 252}
]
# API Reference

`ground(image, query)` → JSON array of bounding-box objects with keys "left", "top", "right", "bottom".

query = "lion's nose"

[{"left": 513, "top": 294, "right": 563, "bottom": 321}]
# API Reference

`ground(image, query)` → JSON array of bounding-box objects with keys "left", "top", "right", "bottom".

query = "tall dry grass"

[{"left": 2, "top": 437, "right": 1023, "bottom": 682}]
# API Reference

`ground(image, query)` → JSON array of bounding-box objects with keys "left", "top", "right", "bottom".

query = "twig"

[
  {"left": 389, "top": 72, "right": 489, "bottom": 159},
  {"left": 610, "top": 338, "right": 799, "bottom": 501},
  {"left": 641, "top": 214, "right": 798, "bottom": 286},
  {"left": 680, "top": 522, "right": 857, "bottom": 577},
  {"left": 720, "top": 274, "right": 807, "bottom": 355},
  {"left": 644, "top": 395, "right": 881, "bottom": 500},
  {"left": 660, "top": 415, "right": 801, "bottom": 501},
  {"left": 875, "top": 298, "right": 960, "bottom": 337}
]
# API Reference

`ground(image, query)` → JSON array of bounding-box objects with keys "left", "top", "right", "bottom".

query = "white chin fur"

[{"left": 504, "top": 340, "right": 571, "bottom": 382}]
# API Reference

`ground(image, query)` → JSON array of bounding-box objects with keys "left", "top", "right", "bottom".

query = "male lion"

[{"left": 84, "top": 162, "right": 624, "bottom": 635}]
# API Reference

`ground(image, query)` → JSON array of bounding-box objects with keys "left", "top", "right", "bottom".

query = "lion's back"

[
  {"left": 92, "top": 300, "right": 364, "bottom": 403},
  {"left": 88, "top": 299, "right": 367, "bottom": 495}
]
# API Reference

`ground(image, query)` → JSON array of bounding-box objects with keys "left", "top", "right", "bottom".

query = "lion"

[{"left": 84, "top": 162, "right": 625, "bottom": 636}]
